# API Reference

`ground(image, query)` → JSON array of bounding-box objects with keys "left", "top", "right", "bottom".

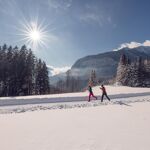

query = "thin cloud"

[
  {"left": 79, "top": 4, "right": 113, "bottom": 27},
  {"left": 0, "top": 0, "right": 19, "bottom": 17},
  {"left": 80, "top": 13, "right": 103, "bottom": 26},
  {"left": 47, "top": 0, "right": 72, "bottom": 12},
  {"left": 47, "top": 65, "right": 71, "bottom": 76},
  {"left": 113, "top": 40, "right": 150, "bottom": 51}
]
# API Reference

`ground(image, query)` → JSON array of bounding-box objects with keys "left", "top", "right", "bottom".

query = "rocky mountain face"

[{"left": 51, "top": 46, "right": 150, "bottom": 86}]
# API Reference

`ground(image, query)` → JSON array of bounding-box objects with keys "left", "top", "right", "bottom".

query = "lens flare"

[
  {"left": 17, "top": 18, "right": 49, "bottom": 50},
  {"left": 30, "top": 30, "right": 41, "bottom": 41}
]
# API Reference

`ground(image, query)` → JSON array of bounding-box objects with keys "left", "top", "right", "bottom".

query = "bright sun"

[
  {"left": 18, "top": 19, "right": 49, "bottom": 49},
  {"left": 29, "top": 29, "right": 41, "bottom": 41}
]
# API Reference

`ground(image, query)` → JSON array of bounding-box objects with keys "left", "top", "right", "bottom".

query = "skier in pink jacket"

[{"left": 88, "top": 85, "right": 97, "bottom": 102}]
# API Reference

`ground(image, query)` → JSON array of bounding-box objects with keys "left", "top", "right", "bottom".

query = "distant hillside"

[
  {"left": 51, "top": 46, "right": 150, "bottom": 86},
  {"left": 71, "top": 46, "right": 150, "bottom": 80}
]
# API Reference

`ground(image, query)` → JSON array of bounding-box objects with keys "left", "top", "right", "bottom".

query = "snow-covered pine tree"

[
  {"left": 25, "top": 49, "right": 35, "bottom": 95},
  {"left": 0, "top": 44, "right": 8, "bottom": 96},
  {"left": 6, "top": 46, "right": 13, "bottom": 96},
  {"left": 41, "top": 62, "right": 50, "bottom": 94},
  {"left": 66, "top": 70, "right": 71, "bottom": 92},
  {"left": 143, "top": 59, "right": 150, "bottom": 87},
  {"left": 16, "top": 45, "right": 29, "bottom": 95},
  {"left": 89, "top": 70, "right": 97, "bottom": 86},
  {"left": 116, "top": 55, "right": 150, "bottom": 87},
  {"left": 0, "top": 44, "right": 50, "bottom": 96},
  {"left": 130, "top": 57, "right": 148, "bottom": 87},
  {"left": 35, "top": 59, "right": 50, "bottom": 95},
  {"left": 126, "top": 61, "right": 139, "bottom": 87},
  {"left": 116, "top": 54, "right": 129, "bottom": 85},
  {"left": 136, "top": 57, "right": 145, "bottom": 87},
  {"left": 34, "top": 59, "right": 41, "bottom": 95}
]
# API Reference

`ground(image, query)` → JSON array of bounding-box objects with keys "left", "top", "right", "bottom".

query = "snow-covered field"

[
  {"left": 0, "top": 85, "right": 150, "bottom": 113},
  {"left": 0, "top": 86, "right": 150, "bottom": 150}
]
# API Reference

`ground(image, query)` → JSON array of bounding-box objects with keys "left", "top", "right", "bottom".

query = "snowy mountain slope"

[
  {"left": 136, "top": 46, "right": 150, "bottom": 54},
  {"left": 50, "top": 46, "right": 150, "bottom": 86},
  {"left": 71, "top": 46, "right": 150, "bottom": 80}
]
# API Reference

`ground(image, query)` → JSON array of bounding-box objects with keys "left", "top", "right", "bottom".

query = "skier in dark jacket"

[
  {"left": 100, "top": 84, "right": 110, "bottom": 102},
  {"left": 88, "top": 85, "right": 97, "bottom": 102}
]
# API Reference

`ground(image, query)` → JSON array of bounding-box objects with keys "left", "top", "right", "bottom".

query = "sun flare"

[
  {"left": 18, "top": 19, "right": 49, "bottom": 49},
  {"left": 29, "top": 29, "right": 41, "bottom": 41}
]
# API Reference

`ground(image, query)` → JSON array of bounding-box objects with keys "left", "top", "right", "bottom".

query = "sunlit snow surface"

[
  {"left": 0, "top": 86, "right": 150, "bottom": 150},
  {"left": 0, "top": 85, "right": 150, "bottom": 114}
]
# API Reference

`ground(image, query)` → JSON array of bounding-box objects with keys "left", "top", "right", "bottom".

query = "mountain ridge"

[{"left": 50, "top": 46, "right": 150, "bottom": 85}]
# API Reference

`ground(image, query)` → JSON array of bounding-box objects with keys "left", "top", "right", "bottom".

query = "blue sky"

[{"left": 0, "top": 0, "right": 150, "bottom": 71}]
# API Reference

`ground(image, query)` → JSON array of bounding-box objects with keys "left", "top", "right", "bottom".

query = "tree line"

[
  {"left": 0, "top": 44, "right": 50, "bottom": 97},
  {"left": 116, "top": 54, "right": 150, "bottom": 87}
]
